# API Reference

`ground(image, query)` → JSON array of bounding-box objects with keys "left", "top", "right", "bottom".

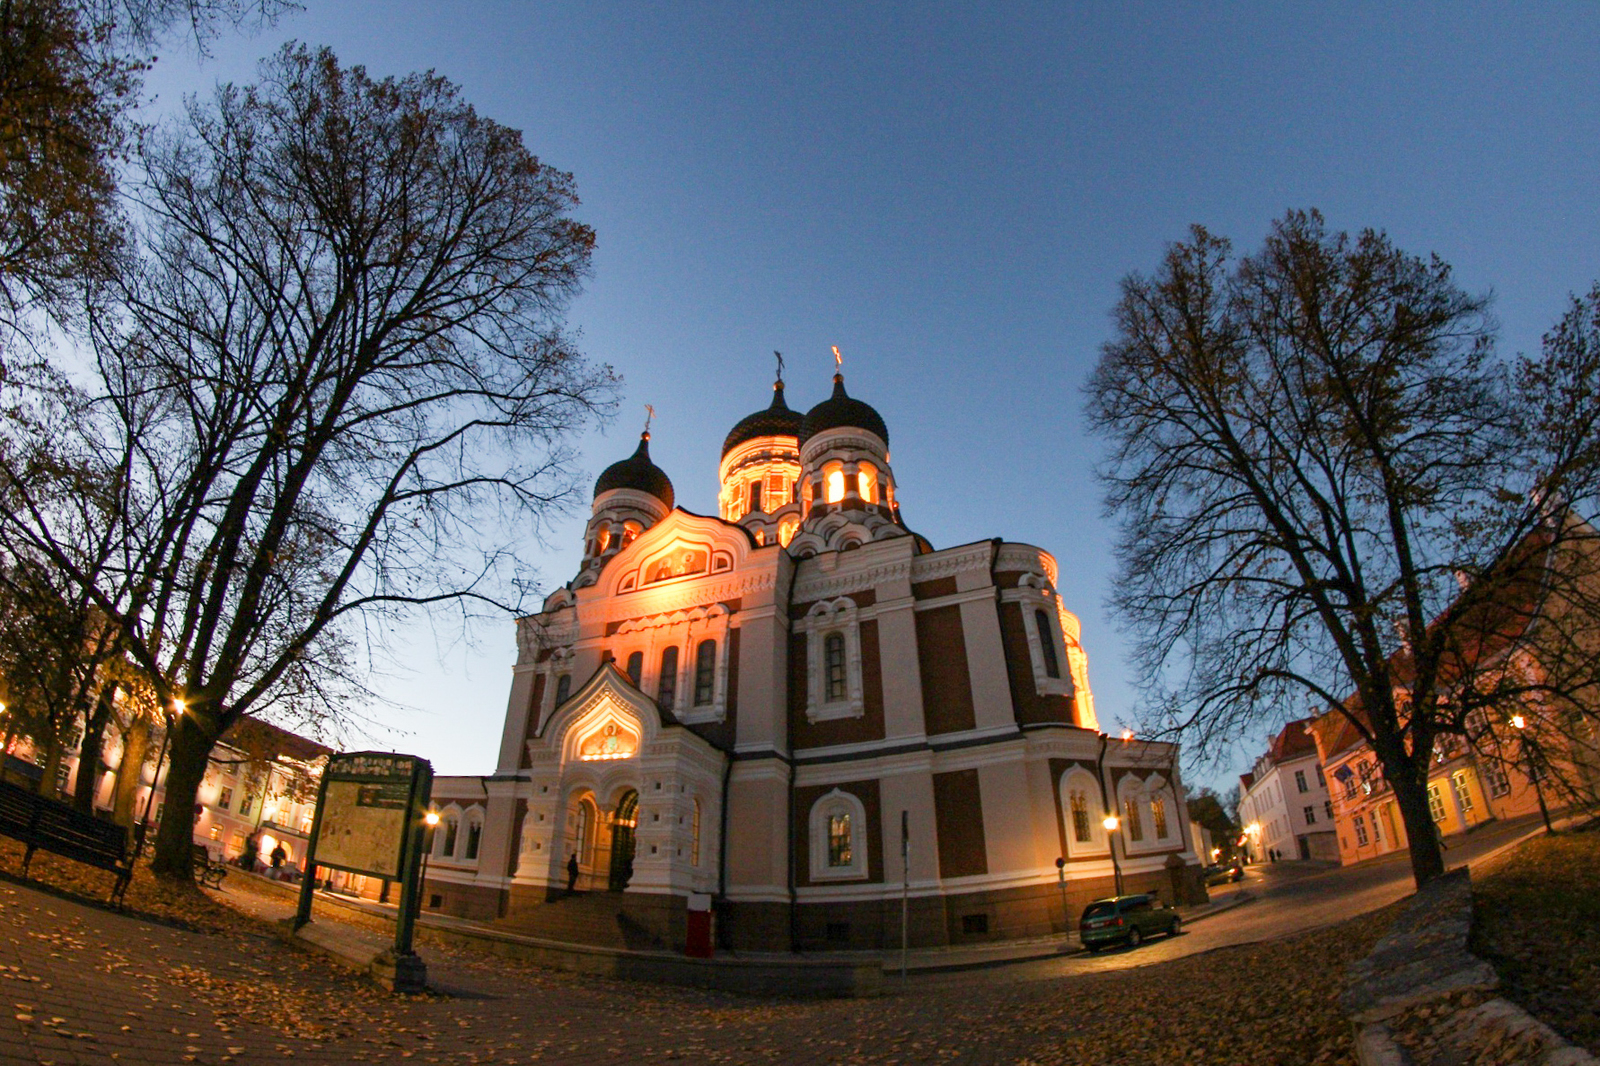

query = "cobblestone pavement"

[{"left": 0, "top": 863, "right": 1391, "bottom": 1066}]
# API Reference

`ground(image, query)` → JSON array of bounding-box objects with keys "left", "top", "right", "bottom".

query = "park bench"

[
  {"left": 0, "top": 777, "right": 133, "bottom": 906},
  {"left": 191, "top": 843, "right": 228, "bottom": 889}
]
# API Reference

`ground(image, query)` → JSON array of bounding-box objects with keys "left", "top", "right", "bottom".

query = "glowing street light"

[
  {"left": 1101, "top": 812, "right": 1125, "bottom": 895},
  {"left": 135, "top": 695, "right": 190, "bottom": 860},
  {"left": 417, "top": 809, "right": 441, "bottom": 917},
  {"left": 1510, "top": 714, "right": 1552, "bottom": 833}
]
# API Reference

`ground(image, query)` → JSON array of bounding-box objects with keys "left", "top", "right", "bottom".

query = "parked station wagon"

[{"left": 1079, "top": 894, "right": 1181, "bottom": 952}]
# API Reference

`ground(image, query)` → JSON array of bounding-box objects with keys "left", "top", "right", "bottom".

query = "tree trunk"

[
  {"left": 150, "top": 717, "right": 217, "bottom": 882},
  {"left": 36, "top": 729, "right": 62, "bottom": 797},
  {"left": 111, "top": 717, "right": 151, "bottom": 829},
  {"left": 72, "top": 687, "right": 115, "bottom": 813},
  {"left": 1389, "top": 763, "right": 1446, "bottom": 887}
]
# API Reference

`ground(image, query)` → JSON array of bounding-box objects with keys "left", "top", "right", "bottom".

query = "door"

[{"left": 608, "top": 790, "right": 638, "bottom": 892}]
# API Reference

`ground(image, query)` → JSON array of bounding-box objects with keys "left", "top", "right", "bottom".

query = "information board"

[{"left": 309, "top": 752, "right": 427, "bottom": 881}]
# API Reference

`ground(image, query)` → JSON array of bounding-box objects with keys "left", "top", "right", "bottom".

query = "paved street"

[{"left": 0, "top": 817, "right": 1545, "bottom": 1066}]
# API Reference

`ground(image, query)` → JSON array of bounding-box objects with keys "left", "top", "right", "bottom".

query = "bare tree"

[
  {"left": 1, "top": 43, "right": 616, "bottom": 880},
  {"left": 1087, "top": 210, "right": 1600, "bottom": 888}
]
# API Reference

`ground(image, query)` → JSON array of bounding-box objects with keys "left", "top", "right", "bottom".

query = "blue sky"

[{"left": 143, "top": 3, "right": 1600, "bottom": 789}]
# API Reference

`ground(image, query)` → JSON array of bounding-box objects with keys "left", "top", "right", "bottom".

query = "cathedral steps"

[{"left": 499, "top": 889, "right": 679, "bottom": 951}]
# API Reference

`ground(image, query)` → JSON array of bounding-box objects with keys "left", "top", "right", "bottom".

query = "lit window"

[
  {"left": 1427, "top": 784, "right": 1447, "bottom": 823},
  {"left": 694, "top": 640, "right": 716, "bottom": 706},
  {"left": 824, "top": 633, "right": 847, "bottom": 702},
  {"left": 1035, "top": 609, "right": 1061, "bottom": 679},
  {"left": 657, "top": 647, "right": 678, "bottom": 710},
  {"left": 1124, "top": 798, "right": 1143, "bottom": 842},
  {"left": 596, "top": 526, "right": 611, "bottom": 553},
  {"left": 218, "top": 787, "right": 233, "bottom": 810},
  {"left": 621, "top": 522, "right": 640, "bottom": 547},
  {"left": 1151, "top": 796, "right": 1168, "bottom": 839},
  {"left": 827, "top": 814, "right": 852, "bottom": 867},
  {"left": 778, "top": 516, "right": 799, "bottom": 547},
  {"left": 1451, "top": 771, "right": 1474, "bottom": 814},
  {"left": 1070, "top": 791, "right": 1092, "bottom": 843},
  {"left": 857, "top": 463, "right": 878, "bottom": 503},
  {"left": 824, "top": 463, "right": 845, "bottom": 504}
]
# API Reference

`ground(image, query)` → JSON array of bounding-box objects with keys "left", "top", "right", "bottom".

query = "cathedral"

[{"left": 423, "top": 365, "right": 1203, "bottom": 952}]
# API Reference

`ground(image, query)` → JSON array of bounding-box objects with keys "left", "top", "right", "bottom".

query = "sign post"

[
  {"left": 1055, "top": 856, "right": 1069, "bottom": 938},
  {"left": 293, "top": 752, "right": 433, "bottom": 992}
]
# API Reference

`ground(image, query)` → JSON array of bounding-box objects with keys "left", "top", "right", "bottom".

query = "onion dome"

[
  {"left": 799, "top": 373, "right": 888, "bottom": 447},
  {"left": 594, "top": 432, "right": 675, "bottom": 508},
  {"left": 722, "top": 380, "right": 804, "bottom": 457}
]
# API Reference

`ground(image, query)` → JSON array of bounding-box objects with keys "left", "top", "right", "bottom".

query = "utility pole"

[{"left": 900, "top": 810, "right": 910, "bottom": 981}]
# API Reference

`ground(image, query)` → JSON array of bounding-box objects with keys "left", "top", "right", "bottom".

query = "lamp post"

[
  {"left": 1511, "top": 715, "right": 1554, "bottom": 834},
  {"left": 416, "top": 810, "right": 440, "bottom": 918},
  {"left": 135, "top": 698, "right": 185, "bottom": 861},
  {"left": 1103, "top": 813, "right": 1125, "bottom": 896}
]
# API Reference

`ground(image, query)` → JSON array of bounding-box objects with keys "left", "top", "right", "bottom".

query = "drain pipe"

[{"left": 784, "top": 552, "right": 801, "bottom": 954}]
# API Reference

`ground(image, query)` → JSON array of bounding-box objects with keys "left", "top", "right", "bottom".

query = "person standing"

[
  {"left": 566, "top": 852, "right": 580, "bottom": 895},
  {"left": 270, "top": 842, "right": 288, "bottom": 878}
]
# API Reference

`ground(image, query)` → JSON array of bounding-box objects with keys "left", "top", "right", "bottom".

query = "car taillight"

[{"left": 1113, "top": 918, "right": 1123, "bottom": 926}]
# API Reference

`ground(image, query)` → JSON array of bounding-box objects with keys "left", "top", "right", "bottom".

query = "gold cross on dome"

[
  {"left": 832, "top": 345, "right": 843, "bottom": 370},
  {"left": 643, "top": 404, "right": 654, "bottom": 434}
]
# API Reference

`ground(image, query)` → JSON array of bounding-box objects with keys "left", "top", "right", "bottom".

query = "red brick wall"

[
  {"left": 932, "top": 769, "right": 988, "bottom": 878},
  {"left": 915, "top": 605, "right": 977, "bottom": 734}
]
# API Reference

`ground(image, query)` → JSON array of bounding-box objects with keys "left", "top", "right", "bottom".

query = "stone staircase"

[{"left": 500, "top": 890, "right": 669, "bottom": 951}]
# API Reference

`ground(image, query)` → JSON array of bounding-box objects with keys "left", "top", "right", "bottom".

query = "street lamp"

[
  {"left": 1102, "top": 813, "right": 1125, "bottom": 896},
  {"left": 417, "top": 810, "right": 440, "bottom": 917},
  {"left": 1244, "top": 821, "right": 1262, "bottom": 864},
  {"left": 1511, "top": 714, "right": 1553, "bottom": 833},
  {"left": 135, "top": 697, "right": 186, "bottom": 861}
]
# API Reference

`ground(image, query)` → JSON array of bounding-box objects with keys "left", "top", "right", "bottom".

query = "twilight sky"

[{"left": 142, "top": 3, "right": 1600, "bottom": 788}]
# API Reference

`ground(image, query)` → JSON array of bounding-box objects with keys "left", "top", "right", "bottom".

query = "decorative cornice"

[
  {"left": 996, "top": 542, "right": 1059, "bottom": 587},
  {"left": 792, "top": 559, "right": 913, "bottom": 602}
]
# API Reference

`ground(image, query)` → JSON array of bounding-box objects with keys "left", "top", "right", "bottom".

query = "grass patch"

[{"left": 1470, "top": 822, "right": 1600, "bottom": 1056}]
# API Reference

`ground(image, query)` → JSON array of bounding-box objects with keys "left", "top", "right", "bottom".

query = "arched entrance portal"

[{"left": 608, "top": 790, "right": 638, "bottom": 891}]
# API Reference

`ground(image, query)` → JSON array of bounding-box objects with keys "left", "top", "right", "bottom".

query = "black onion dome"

[
  {"left": 722, "top": 381, "right": 804, "bottom": 457},
  {"left": 594, "top": 433, "right": 675, "bottom": 508},
  {"left": 799, "top": 374, "right": 889, "bottom": 447}
]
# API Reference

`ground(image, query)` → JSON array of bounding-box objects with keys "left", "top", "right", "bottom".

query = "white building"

[
  {"left": 1237, "top": 718, "right": 1338, "bottom": 863},
  {"left": 422, "top": 368, "right": 1205, "bottom": 951}
]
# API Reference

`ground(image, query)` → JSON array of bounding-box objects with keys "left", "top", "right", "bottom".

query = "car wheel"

[
  {"left": 1085, "top": 944, "right": 1100, "bottom": 954},
  {"left": 1127, "top": 927, "right": 1143, "bottom": 948},
  {"left": 1168, "top": 915, "right": 1182, "bottom": 937}
]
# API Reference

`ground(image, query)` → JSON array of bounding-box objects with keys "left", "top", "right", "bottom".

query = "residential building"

[{"left": 1236, "top": 718, "right": 1337, "bottom": 863}]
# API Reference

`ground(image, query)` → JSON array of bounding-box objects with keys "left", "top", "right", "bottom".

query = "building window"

[
  {"left": 748, "top": 480, "right": 763, "bottom": 514},
  {"left": 692, "top": 798, "right": 702, "bottom": 867},
  {"left": 1484, "top": 761, "right": 1510, "bottom": 798},
  {"left": 693, "top": 640, "right": 716, "bottom": 706},
  {"left": 1315, "top": 765, "right": 1326, "bottom": 788},
  {"left": 1324, "top": 800, "right": 1333, "bottom": 819},
  {"left": 1354, "top": 814, "right": 1370, "bottom": 846},
  {"left": 1070, "top": 790, "right": 1092, "bottom": 843},
  {"left": 218, "top": 787, "right": 233, "bottom": 810},
  {"left": 555, "top": 674, "right": 572, "bottom": 705},
  {"left": 824, "top": 632, "right": 847, "bottom": 701},
  {"left": 823, "top": 461, "right": 845, "bottom": 504},
  {"left": 809, "top": 789, "right": 868, "bottom": 880},
  {"left": 625, "top": 651, "right": 643, "bottom": 686},
  {"left": 657, "top": 646, "right": 679, "bottom": 710},
  {"left": 857, "top": 462, "right": 878, "bottom": 503},
  {"left": 1427, "top": 784, "right": 1447, "bottom": 823},
  {"left": 1450, "top": 771, "right": 1474, "bottom": 815},
  {"left": 1034, "top": 609, "right": 1061, "bottom": 679},
  {"left": 1124, "top": 797, "right": 1144, "bottom": 842},
  {"left": 240, "top": 794, "right": 255, "bottom": 817},
  {"left": 441, "top": 816, "right": 459, "bottom": 857},
  {"left": 827, "top": 814, "right": 852, "bottom": 868},
  {"left": 1151, "top": 796, "right": 1168, "bottom": 839},
  {"left": 465, "top": 819, "right": 482, "bottom": 860},
  {"left": 1295, "top": 770, "right": 1308, "bottom": 794},
  {"left": 1303, "top": 805, "right": 1316, "bottom": 825}
]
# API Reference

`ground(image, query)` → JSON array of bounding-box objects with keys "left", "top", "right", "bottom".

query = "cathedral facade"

[{"left": 423, "top": 369, "right": 1203, "bottom": 952}]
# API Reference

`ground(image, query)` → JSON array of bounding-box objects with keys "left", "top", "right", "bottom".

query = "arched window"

[
  {"left": 824, "top": 633, "right": 847, "bottom": 701},
  {"left": 1070, "top": 790, "right": 1092, "bottom": 843},
  {"left": 748, "top": 480, "right": 763, "bottom": 513},
  {"left": 691, "top": 798, "right": 702, "bottom": 867},
  {"left": 625, "top": 651, "right": 643, "bottom": 686},
  {"left": 621, "top": 521, "right": 641, "bottom": 547},
  {"left": 596, "top": 526, "right": 611, "bottom": 553},
  {"left": 823, "top": 461, "right": 845, "bottom": 504},
  {"left": 857, "top": 462, "right": 878, "bottom": 503},
  {"left": 693, "top": 640, "right": 716, "bottom": 706},
  {"left": 1035, "top": 609, "right": 1061, "bottom": 679},
  {"left": 808, "top": 789, "right": 868, "bottom": 880},
  {"left": 465, "top": 817, "right": 482, "bottom": 860},
  {"left": 555, "top": 674, "right": 572, "bottom": 705},
  {"left": 1151, "top": 795, "right": 1169, "bottom": 840},
  {"left": 657, "top": 646, "right": 679, "bottom": 710},
  {"left": 778, "top": 516, "right": 799, "bottom": 547},
  {"left": 1123, "top": 797, "right": 1143, "bottom": 842},
  {"left": 827, "top": 812, "right": 852, "bottom": 867},
  {"left": 440, "top": 815, "right": 459, "bottom": 857}
]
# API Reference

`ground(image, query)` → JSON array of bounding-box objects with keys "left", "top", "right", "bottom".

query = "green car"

[{"left": 1078, "top": 894, "right": 1182, "bottom": 952}]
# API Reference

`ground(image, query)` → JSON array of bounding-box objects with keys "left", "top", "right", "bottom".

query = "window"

[
  {"left": 1035, "top": 609, "right": 1061, "bottom": 679},
  {"left": 575, "top": 798, "right": 595, "bottom": 866},
  {"left": 1295, "top": 770, "right": 1308, "bottom": 793},
  {"left": 1315, "top": 765, "right": 1326, "bottom": 788},
  {"left": 1151, "top": 796, "right": 1168, "bottom": 839},
  {"left": 824, "top": 633, "right": 847, "bottom": 701},
  {"left": 692, "top": 798, "right": 702, "bottom": 867},
  {"left": 441, "top": 816, "right": 459, "bottom": 857},
  {"left": 1484, "top": 761, "right": 1510, "bottom": 798},
  {"left": 657, "top": 647, "right": 679, "bottom": 710},
  {"left": 1427, "top": 783, "right": 1447, "bottom": 823},
  {"left": 1353, "top": 814, "right": 1370, "bottom": 846},
  {"left": 693, "top": 640, "right": 716, "bottom": 706},
  {"left": 621, "top": 521, "right": 640, "bottom": 547},
  {"left": 827, "top": 814, "right": 852, "bottom": 868},
  {"left": 555, "top": 674, "right": 572, "bottom": 705},
  {"left": 823, "top": 462, "right": 845, "bottom": 504},
  {"left": 465, "top": 819, "right": 482, "bottom": 860},
  {"left": 1303, "top": 805, "right": 1316, "bottom": 825},
  {"left": 1324, "top": 800, "right": 1333, "bottom": 819},
  {"left": 218, "top": 787, "right": 233, "bottom": 810},
  {"left": 1070, "top": 790, "right": 1092, "bottom": 843},
  {"left": 625, "top": 651, "right": 643, "bottom": 686},
  {"left": 748, "top": 480, "right": 763, "bottom": 514},
  {"left": 1124, "top": 797, "right": 1144, "bottom": 842},
  {"left": 857, "top": 463, "right": 878, "bottom": 503},
  {"left": 240, "top": 794, "right": 255, "bottom": 817},
  {"left": 1450, "top": 771, "right": 1474, "bottom": 815}
]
